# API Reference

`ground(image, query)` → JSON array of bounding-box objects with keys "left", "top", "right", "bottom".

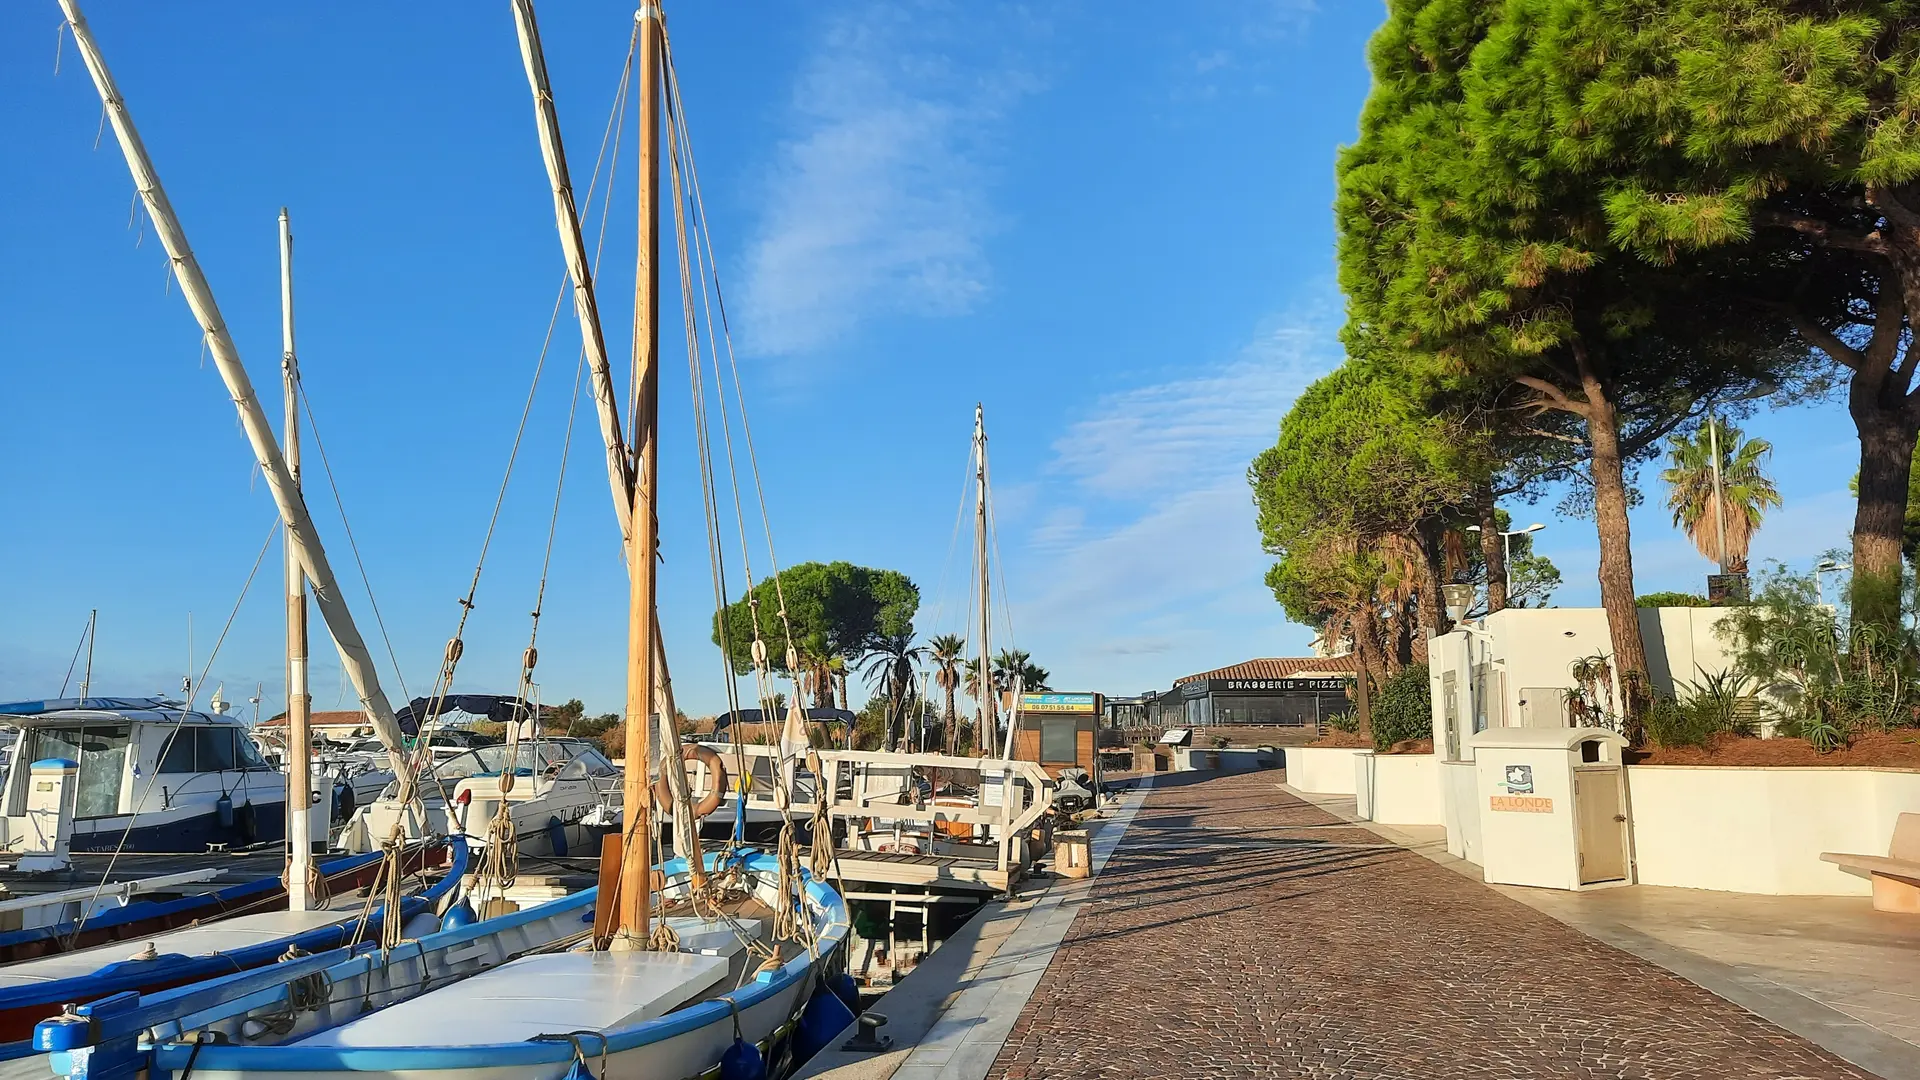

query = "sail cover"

[{"left": 391, "top": 695, "right": 537, "bottom": 736}]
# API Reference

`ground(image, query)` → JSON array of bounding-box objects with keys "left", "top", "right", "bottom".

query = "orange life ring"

[{"left": 653, "top": 745, "right": 727, "bottom": 818}]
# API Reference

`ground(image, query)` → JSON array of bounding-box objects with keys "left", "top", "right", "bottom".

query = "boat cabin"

[{"left": 0, "top": 697, "right": 287, "bottom": 852}]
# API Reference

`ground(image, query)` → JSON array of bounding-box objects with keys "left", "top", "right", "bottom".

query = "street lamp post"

[
  {"left": 1814, "top": 558, "right": 1851, "bottom": 610},
  {"left": 1467, "top": 522, "right": 1547, "bottom": 594}
]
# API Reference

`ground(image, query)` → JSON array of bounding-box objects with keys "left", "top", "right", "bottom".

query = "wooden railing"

[{"left": 703, "top": 744, "right": 1057, "bottom": 884}]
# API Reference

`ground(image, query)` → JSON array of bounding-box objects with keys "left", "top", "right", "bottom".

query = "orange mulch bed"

[
  {"left": 1629, "top": 729, "right": 1920, "bottom": 768},
  {"left": 1381, "top": 738, "right": 1434, "bottom": 755},
  {"left": 1306, "top": 731, "right": 1371, "bottom": 748}
]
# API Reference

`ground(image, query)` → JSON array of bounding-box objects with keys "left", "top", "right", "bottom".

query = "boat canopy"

[
  {"left": 391, "top": 695, "right": 535, "bottom": 736},
  {"left": 0, "top": 697, "right": 234, "bottom": 725},
  {"left": 709, "top": 707, "right": 854, "bottom": 735}
]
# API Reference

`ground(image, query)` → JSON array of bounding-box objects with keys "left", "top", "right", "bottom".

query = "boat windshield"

[
  {"left": 22, "top": 722, "right": 129, "bottom": 818},
  {"left": 414, "top": 739, "right": 617, "bottom": 793}
]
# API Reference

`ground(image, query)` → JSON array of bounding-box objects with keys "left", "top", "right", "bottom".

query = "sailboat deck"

[
  {"left": 0, "top": 909, "right": 358, "bottom": 988},
  {"left": 293, "top": 950, "right": 732, "bottom": 1048},
  {"left": 0, "top": 851, "right": 286, "bottom": 900}
]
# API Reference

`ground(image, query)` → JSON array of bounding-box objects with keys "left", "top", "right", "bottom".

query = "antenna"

[
  {"left": 78, "top": 609, "right": 97, "bottom": 702},
  {"left": 183, "top": 611, "right": 193, "bottom": 702}
]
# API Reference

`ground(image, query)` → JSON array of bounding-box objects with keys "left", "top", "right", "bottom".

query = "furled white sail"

[{"left": 57, "top": 0, "right": 413, "bottom": 783}]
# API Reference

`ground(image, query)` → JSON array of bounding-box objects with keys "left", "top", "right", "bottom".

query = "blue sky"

[{"left": 0, "top": 1, "right": 1863, "bottom": 719}]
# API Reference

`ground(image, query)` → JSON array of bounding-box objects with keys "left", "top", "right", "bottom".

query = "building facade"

[{"left": 1143, "top": 656, "right": 1358, "bottom": 728}]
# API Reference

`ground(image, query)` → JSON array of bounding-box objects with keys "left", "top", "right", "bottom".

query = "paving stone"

[{"left": 984, "top": 770, "right": 1876, "bottom": 1080}]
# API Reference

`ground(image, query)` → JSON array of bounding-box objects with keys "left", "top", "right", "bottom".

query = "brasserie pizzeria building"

[{"left": 1143, "top": 655, "right": 1359, "bottom": 729}]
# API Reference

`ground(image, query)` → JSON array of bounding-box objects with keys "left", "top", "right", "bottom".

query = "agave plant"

[{"left": 1568, "top": 653, "right": 1617, "bottom": 732}]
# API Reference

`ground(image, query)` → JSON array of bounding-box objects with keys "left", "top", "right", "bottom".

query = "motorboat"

[
  {"left": 338, "top": 737, "right": 621, "bottom": 858},
  {"left": 0, "top": 698, "right": 291, "bottom": 853}
]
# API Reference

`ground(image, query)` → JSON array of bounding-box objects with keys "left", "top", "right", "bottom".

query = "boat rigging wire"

[
  {"left": 378, "top": 26, "right": 640, "bottom": 907},
  {"left": 293, "top": 380, "right": 411, "bottom": 708},
  {"left": 67, "top": 512, "right": 281, "bottom": 947},
  {"left": 56, "top": 612, "right": 95, "bottom": 698}
]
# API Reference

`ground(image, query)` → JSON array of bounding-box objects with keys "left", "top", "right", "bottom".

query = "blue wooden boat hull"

[
  {"left": 0, "top": 838, "right": 466, "bottom": 1059},
  {"left": 37, "top": 850, "right": 849, "bottom": 1080}
]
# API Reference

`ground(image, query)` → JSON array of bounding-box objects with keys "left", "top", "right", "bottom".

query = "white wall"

[
  {"left": 1440, "top": 761, "right": 1481, "bottom": 862},
  {"left": 1286, "top": 747, "right": 1369, "bottom": 795},
  {"left": 1433, "top": 606, "right": 1739, "bottom": 736},
  {"left": 1428, "top": 606, "right": 1741, "bottom": 863},
  {"left": 1485, "top": 608, "right": 1619, "bottom": 727},
  {"left": 1628, "top": 766, "right": 1920, "bottom": 895},
  {"left": 1355, "top": 753, "right": 1442, "bottom": 826}
]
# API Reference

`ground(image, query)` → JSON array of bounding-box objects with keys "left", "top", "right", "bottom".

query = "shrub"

[
  {"left": 1372, "top": 664, "right": 1431, "bottom": 752},
  {"left": 1645, "top": 670, "right": 1758, "bottom": 750},
  {"left": 1636, "top": 591, "right": 1710, "bottom": 608},
  {"left": 1643, "top": 695, "right": 1718, "bottom": 750},
  {"left": 1326, "top": 711, "right": 1359, "bottom": 735},
  {"left": 1715, "top": 564, "right": 1920, "bottom": 750}
]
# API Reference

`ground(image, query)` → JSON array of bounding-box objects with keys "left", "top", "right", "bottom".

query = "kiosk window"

[{"left": 1040, "top": 718, "right": 1078, "bottom": 764}]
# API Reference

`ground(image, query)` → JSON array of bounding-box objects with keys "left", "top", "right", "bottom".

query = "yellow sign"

[
  {"left": 1019, "top": 692, "right": 1100, "bottom": 714},
  {"left": 1489, "top": 795, "right": 1554, "bottom": 814}
]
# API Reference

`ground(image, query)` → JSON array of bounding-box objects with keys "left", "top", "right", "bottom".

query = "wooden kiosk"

[{"left": 1010, "top": 692, "right": 1105, "bottom": 788}]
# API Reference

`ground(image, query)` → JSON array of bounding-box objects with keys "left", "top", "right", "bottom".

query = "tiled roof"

[
  {"left": 257, "top": 710, "right": 372, "bottom": 728},
  {"left": 1174, "top": 655, "right": 1359, "bottom": 685}
]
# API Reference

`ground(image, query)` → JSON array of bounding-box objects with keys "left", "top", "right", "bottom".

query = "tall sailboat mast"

[
  {"left": 510, "top": 0, "right": 663, "bottom": 944},
  {"left": 56, "top": 0, "right": 413, "bottom": 784},
  {"left": 974, "top": 404, "right": 992, "bottom": 755},
  {"left": 281, "top": 208, "right": 314, "bottom": 912},
  {"left": 621, "top": 0, "right": 665, "bottom": 944}
]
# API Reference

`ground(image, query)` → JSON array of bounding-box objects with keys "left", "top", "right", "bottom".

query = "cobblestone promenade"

[{"left": 987, "top": 769, "right": 1874, "bottom": 1080}]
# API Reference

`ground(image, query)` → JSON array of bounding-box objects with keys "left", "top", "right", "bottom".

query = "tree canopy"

[
  {"left": 1370, "top": 0, "right": 1913, "bottom": 632},
  {"left": 1252, "top": 363, "right": 1490, "bottom": 723},
  {"left": 1332, "top": 0, "right": 1824, "bottom": 724},
  {"left": 711, "top": 561, "right": 919, "bottom": 678}
]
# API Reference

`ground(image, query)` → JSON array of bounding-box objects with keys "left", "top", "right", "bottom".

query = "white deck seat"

[
  {"left": 294, "top": 950, "right": 731, "bottom": 1047},
  {"left": 0, "top": 909, "right": 358, "bottom": 989}
]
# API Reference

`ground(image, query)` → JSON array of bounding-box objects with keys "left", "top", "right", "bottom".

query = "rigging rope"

[
  {"left": 380, "top": 24, "right": 641, "bottom": 899},
  {"left": 293, "top": 379, "right": 412, "bottom": 709},
  {"left": 67, "top": 514, "right": 280, "bottom": 947},
  {"left": 55, "top": 613, "right": 92, "bottom": 698}
]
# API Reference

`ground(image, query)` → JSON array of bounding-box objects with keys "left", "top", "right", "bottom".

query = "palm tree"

[
  {"left": 927, "top": 633, "right": 967, "bottom": 745},
  {"left": 1661, "top": 419, "right": 1782, "bottom": 570},
  {"left": 991, "top": 649, "right": 1049, "bottom": 698},
  {"left": 794, "top": 632, "right": 844, "bottom": 709},
  {"left": 859, "top": 632, "right": 926, "bottom": 750},
  {"left": 963, "top": 658, "right": 995, "bottom": 754}
]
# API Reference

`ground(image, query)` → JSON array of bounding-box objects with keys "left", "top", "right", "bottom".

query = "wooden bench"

[{"left": 1822, "top": 813, "right": 1920, "bottom": 913}]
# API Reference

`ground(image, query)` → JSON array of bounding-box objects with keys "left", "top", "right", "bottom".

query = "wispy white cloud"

[
  {"left": 740, "top": 3, "right": 1038, "bottom": 360},
  {"left": 1003, "top": 293, "right": 1342, "bottom": 690},
  {"left": 1049, "top": 309, "right": 1335, "bottom": 500},
  {"left": 1168, "top": 0, "right": 1319, "bottom": 101}
]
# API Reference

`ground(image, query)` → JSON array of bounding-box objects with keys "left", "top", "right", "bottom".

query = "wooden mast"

[
  {"left": 620, "top": 0, "right": 664, "bottom": 944},
  {"left": 56, "top": 0, "right": 413, "bottom": 783},
  {"left": 281, "top": 208, "right": 314, "bottom": 911},
  {"left": 511, "top": 0, "right": 693, "bottom": 942},
  {"left": 974, "top": 404, "right": 993, "bottom": 756}
]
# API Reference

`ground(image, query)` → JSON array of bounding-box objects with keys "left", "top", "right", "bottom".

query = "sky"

[{"left": 0, "top": 1, "right": 1867, "bottom": 720}]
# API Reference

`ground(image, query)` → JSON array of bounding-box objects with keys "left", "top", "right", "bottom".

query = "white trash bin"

[{"left": 1470, "top": 728, "right": 1631, "bottom": 891}]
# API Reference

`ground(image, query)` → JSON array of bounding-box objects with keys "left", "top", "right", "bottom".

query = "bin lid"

[{"left": 1468, "top": 726, "right": 1627, "bottom": 752}]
